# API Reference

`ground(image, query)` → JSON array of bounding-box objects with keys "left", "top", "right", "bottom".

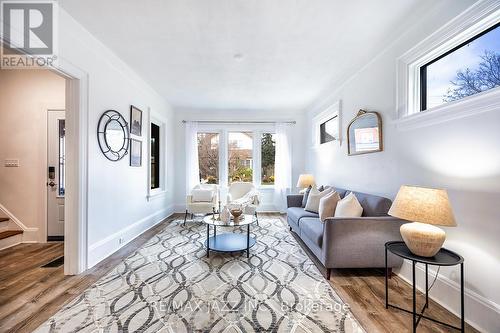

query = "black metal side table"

[{"left": 385, "top": 241, "right": 464, "bottom": 333}]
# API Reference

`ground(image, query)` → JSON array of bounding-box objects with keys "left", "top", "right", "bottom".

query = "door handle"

[{"left": 47, "top": 181, "right": 56, "bottom": 187}]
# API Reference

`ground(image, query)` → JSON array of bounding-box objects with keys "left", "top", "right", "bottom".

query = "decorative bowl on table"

[{"left": 230, "top": 208, "right": 243, "bottom": 221}]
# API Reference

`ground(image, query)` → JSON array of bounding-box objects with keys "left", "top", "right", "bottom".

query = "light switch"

[{"left": 4, "top": 159, "right": 19, "bottom": 167}]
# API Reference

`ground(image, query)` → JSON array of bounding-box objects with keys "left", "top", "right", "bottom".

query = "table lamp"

[
  {"left": 296, "top": 174, "right": 315, "bottom": 193},
  {"left": 388, "top": 185, "right": 456, "bottom": 257}
]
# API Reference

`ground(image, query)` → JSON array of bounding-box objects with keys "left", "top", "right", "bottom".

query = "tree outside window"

[
  {"left": 261, "top": 133, "right": 275, "bottom": 185},
  {"left": 228, "top": 132, "right": 253, "bottom": 183},
  {"left": 198, "top": 133, "right": 219, "bottom": 184}
]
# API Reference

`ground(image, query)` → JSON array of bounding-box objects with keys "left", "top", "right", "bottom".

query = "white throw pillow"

[
  {"left": 192, "top": 189, "right": 213, "bottom": 202},
  {"left": 334, "top": 192, "right": 363, "bottom": 217},
  {"left": 305, "top": 187, "right": 333, "bottom": 213},
  {"left": 318, "top": 191, "right": 341, "bottom": 222}
]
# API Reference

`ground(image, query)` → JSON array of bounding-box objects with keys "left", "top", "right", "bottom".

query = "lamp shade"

[
  {"left": 296, "top": 174, "right": 315, "bottom": 188},
  {"left": 389, "top": 185, "right": 456, "bottom": 227}
]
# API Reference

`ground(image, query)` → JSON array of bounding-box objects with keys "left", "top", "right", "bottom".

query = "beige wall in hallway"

[{"left": 0, "top": 69, "right": 65, "bottom": 242}]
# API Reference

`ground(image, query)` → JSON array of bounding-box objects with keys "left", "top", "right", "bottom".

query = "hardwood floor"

[{"left": 0, "top": 213, "right": 478, "bottom": 333}]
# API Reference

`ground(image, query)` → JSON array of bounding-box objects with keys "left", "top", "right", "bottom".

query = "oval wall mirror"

[
  {"left": 347, "top": 110, "right": 383, "bottom": 156},
  {"left": 97, "top": 110, "right": 130, "bottom": 161}
]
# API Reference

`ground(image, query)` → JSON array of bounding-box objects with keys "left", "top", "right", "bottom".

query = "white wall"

[
  {"left": 304, "top": 1, "right": 499, "bottom": 332},
  {"left": 0, "top": 70, "right": 65, "bottom": 242},
  {"left": 172, "top": 108, "right": 306, "bottom": 212},
  {"left": 56, "top": 9, "right": 176, "bottom": 267}
]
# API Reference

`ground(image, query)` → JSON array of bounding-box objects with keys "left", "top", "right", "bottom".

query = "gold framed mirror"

[{"left": 347, "top": 110, "right": 383, "bottom": 156}]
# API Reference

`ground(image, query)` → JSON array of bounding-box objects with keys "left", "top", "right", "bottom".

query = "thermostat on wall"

[{"left": 4, "top": 159, "right": 19, "bottom": 167}]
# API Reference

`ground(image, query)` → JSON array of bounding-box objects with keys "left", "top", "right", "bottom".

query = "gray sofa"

[{"left": 287, "top": 187, "right": 405, "bottom": 279}]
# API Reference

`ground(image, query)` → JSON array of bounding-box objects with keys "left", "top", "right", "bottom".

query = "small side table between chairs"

[{"left": 385, "top": 241, "right": 464, "bottom": 333}]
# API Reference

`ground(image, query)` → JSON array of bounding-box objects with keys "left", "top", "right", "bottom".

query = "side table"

[{"left": 385, "top": 241, "right": 464, "bottom": 332}]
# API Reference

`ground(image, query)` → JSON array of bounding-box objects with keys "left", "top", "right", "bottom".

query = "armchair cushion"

[{"left": 192, "top": 189, "right": 214, "bottom": 202}]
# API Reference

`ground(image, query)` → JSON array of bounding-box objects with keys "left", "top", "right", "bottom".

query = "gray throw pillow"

[{"left": 301, "top": 185, "right": 312, "bottom": 208}]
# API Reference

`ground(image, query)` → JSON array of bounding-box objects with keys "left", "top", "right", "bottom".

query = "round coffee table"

[{"left": 202, "top": 214, "right": 257, "bottom": 258}]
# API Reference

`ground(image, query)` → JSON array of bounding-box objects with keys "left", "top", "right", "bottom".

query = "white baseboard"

[
  {"left": 87, "top": 205, "right": 175, "bottom": 268},
  {"left": 397, "top": 260, "right": 499, "bottom": 333}
]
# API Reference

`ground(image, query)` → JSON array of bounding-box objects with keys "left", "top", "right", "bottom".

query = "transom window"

[{"left": 420, "top": 22, "right": 500, "bottom": 111}]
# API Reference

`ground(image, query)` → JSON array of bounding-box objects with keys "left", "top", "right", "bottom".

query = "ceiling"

[{"left": 59, "top": 0, "right": 434, "bottom": 112}]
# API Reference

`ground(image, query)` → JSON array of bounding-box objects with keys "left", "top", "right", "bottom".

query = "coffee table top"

[{"left": 202, "top": 214, "right": 256, "bottom": 227}]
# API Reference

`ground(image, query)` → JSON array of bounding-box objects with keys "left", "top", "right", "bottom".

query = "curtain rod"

[{"left": 182, "top": 120, "right": 296, "bottom": 124}]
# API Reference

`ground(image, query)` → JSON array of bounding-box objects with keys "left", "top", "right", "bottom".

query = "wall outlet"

[
  {"left": 4, "top": 159, "right": 19, "bottom": 167},
  {"left": 119, "top": 237, "right": 125, "bottom": 244}
]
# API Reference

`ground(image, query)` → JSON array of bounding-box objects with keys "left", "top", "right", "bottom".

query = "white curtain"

[
  {"left": 185, "top": 121, "right": 199, "bottom": 194},
  {"left": 274, "top": 122, "right": 293, "bottom": 212}
]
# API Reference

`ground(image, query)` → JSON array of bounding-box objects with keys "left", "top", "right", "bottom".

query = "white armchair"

[
  {"left": 227, "top": 182, "right": 260, "bottom": 224},
  {"left": 185, "top": 184, "right": 218, "bottom": 225}
]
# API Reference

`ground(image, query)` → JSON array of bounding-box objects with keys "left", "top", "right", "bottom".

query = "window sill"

[
  {"left": 147, "top": 190, "right": 167, "bottom": 201},
  {"left": 394, "top": 87, "right": 500, "bottom": 131}
]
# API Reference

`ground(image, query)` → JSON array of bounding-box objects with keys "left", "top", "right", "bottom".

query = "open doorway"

[{"left": 0, "top": 69, "right": 65, "bottom": 246}]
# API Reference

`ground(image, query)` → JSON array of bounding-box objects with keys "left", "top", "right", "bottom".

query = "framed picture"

[
  {"left": 130, "top": 105, "right": 143, "bottom": 136},
  {"left": 347, "top": 110, "right": 383, "bottom": 156},
  {"left": 130, "top": 139, "right": 142, "bottom": 167}
]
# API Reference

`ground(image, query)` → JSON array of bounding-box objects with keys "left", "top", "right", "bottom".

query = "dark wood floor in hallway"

[{"left": 0, "top": 213, "right": 478, "bottom": 332}]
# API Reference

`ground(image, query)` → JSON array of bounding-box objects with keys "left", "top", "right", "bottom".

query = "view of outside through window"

[
  {"left": 198, "top": 133, "right": 219, "bottom": 184},
  {"left": 261, "top": 133, "right": 276, "bottom": 185},
  {"left": 320, "top": 116, "right": 338, "bottom": 144},
  {"left": 228, "top": 132, "right": 253, "bottom": 183},
  {"left": 425, "top": 24, "right": 500, "bottom": 109}
]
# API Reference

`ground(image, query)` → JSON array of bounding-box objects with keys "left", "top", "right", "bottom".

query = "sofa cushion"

[
  {"left": 351, "top": 191, "right": 392, "bottom": 217},
  {"left": 300, "top": 217, "right": 324, "bottom": 247},
  {"left": 287, "top": 207, "right": 319, "bottom": 224},
  {"left": 329, "top": 187, "right": 392, "bottom": 216},
  {"left": 333, "top": 187, "right": 348, "bottom": 198}
]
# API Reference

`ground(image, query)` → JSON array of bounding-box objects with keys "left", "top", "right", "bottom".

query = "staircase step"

[
  {"left": 0, "top": 217, "right": 9, "bottom": 222},
  {"left": 0, "top": 230, "right": 23, "bottom": 240}
]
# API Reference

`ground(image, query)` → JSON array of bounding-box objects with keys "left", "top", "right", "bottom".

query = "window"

[
  {"left": 58, "top": 119, "right": 65, "bottom": 196},
  {"left": 420, "top": 22, "right": 500, "bottom": 111},
  {"left": 320, "top": 116, "right": 339, "bottom": 144},
  {"left": 198, "top": 132, "right": 219, "bottom": 184},
  {"left": 261, "top": 133, "right": 275, "bottom": 185},
  {"left": 150, "top": 123, "right": 160, "bottom": 189},
  {"left": 228, "top": 132, "right": 253, "bottom": 183}
]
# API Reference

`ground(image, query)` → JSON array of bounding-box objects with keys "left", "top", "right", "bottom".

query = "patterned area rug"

[{"left": 36, "top": 217, "right": 364, "bottom": 333}]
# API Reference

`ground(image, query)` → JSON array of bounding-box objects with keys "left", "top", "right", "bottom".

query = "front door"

[{"left": 47, "top": 110, "right": 65, "bottom": 240}]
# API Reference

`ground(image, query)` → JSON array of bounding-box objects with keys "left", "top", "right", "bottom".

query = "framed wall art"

[
  {"left": 347, "top": 110, "right": 383, "bottom": 156},
  {"left": 130, "top": 138, "right": 142, "bottom": 167},
  {"left": 130, "top": 105, "right": 143, "bottom": 136}
]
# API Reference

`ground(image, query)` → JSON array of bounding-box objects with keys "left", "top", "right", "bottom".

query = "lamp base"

[{"left": 400, "top": 222, "right": 446, "bottom": 257}]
